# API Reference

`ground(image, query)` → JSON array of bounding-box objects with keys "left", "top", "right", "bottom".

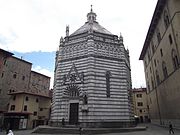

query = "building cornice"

[
  {"left": 4, "top": 112, "right": 33, "bottom": 115},
  {"left": 8, "top": 91, "right": 52, "bottom": 98},
  {"left": 0, "top": 48, "right": 14, "bottom": 57},
  {"left": 12, "top": 56, "right": 32, "bottom": 65},
  {"left": 59, "top": 54, "right": 124, "bottom": 63},
  {"left": 130, "top": 88, "right": 147, "bottom": 92}
]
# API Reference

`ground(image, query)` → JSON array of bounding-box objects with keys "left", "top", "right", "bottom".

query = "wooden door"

[{"left": 69, "top": 103, "right": 79, "bottom": 125}]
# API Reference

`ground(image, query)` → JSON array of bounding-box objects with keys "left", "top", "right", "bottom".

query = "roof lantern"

[{"left": 87, "top": 5, "right": 97, "bottom": 22}]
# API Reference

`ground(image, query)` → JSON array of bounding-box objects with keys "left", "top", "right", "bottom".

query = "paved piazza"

[{"left": 0, "top": 124, "right": 179, "bottom": 135}]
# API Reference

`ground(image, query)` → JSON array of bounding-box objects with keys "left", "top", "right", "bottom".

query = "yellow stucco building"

[
  {"left": 6, "top": 90, "right": 52, "bottom": 129},
  {"left": 131, "top": 88, "right": 150, "bottom": 123},
  {"left": 140, "top": 0, "right": 180, "bottom": 127}
]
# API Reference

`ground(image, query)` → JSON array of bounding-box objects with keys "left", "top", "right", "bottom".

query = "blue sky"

[
  {"left": 0, "top": 0, "right": 158, "bottom": 88},
  {"left": 13, "top": 51, "right": 55, "bottom": 72}
]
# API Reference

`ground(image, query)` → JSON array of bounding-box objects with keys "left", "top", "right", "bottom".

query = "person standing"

[
  {"left": 62, "top": 118, "right": 65, "bottom": 127},
  {"left": 169, "top": 122, "right": 174, "bottom": 134},
  {"left": 7, "top": 130, "right": 14, "bottom": 135},
  {"left": 79, "top": 127, "right": 82, "bottom": 135},
  {"left": 0, "top": 125, "right": 2, "bottom": 132}
]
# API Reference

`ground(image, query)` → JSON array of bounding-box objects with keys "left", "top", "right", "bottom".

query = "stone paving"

[{"left": 0, "top": 124, "right": 179, "bottom": 135}]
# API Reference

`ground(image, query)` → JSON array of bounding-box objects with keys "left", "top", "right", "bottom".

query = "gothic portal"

[{"left": 51, "top": 6, "right": 134, "bottom": 127}]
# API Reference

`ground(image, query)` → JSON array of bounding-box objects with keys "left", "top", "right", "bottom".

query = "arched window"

[
  {"left": 156, "top": 28, "right": 161, "bottom": 44},
  {"left": 172, "top": 49, "right": 179, "bottom": 70},
  {"left": 92, "top": 16, "right": 95, "bottom": 20},
  {"left": 151, "top": 77, "right": 154, "bottom": 90},
  {"left": 164, "top": 10, "right": 170, "bottom": 29},
  {"left": 144, "top": 60, "right": 147, "bottom": 68},
  {"left": 13, "top": 73, "right": 17, "bottom": 79},
  {"left": 148, "top": 49, "right": 150, "bottom": 61},
  {"left": 106, "top": 71, "right": 111, "bottom": 97},
  {"left": 156, "top": 70, "right": 160, "bottom": 85},
  {"left": 147, "top": 82, "right": 150, "bottom": 92},
  {"left": 151, "top": 40, "right": 155, "bottom": 54},
  {"left": 162, "top": 61, "right": 168, "bottom": 79},
  {"left": 169, "top": 34, "right": 173, "bottom": 45}
]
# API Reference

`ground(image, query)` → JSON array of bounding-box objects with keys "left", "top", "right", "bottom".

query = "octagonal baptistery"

[{"left": 51, "top": 7, "right": 134, "bottom": 128}]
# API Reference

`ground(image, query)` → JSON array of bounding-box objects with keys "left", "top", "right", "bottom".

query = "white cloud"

[
  {"left": 32, "top": 65, "right": 54, "bottom": 89},
  {"left": 0, "top": 0, "right": 158, "bottom": 88},
  {"left": 0, "top": 0, "right": 157, "bottom": 52}
]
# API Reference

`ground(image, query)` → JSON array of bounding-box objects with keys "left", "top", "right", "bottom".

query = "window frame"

[
  {"left": 136, "top": 94, "right": 142, "bottom": 98},
  {"left": 156, "top": 28, "right": 161, "bottom": 44},
  {"left": 164, "top": 10, "right": 170, "bottom": 29},
  {"left": 25, "top": 96, "right": 29, "bottom": 101},
  {"left": 169, "top": 34, "right": 173, "bottom": 45},
  {"left": 137, "top": 102, "right": 143, "bottom": 106},
  {"left": 160, "top": 49, "right": 163, "bottom": 57},
  {"left": 24, "top": 105, "right": 27, "bottom": 111},
  {"left": 156, "top": 70, "right": 160, "bottom": 85},
  {"left": 106, "top": 71, "right": 111, "bottom": 98},
  {"left": 162, "top": 61, "right": 168, "bottom": 79},
  {"left": 172, "top": 49, "right": 179, "bottom": 70},
  {"left": 13, "top": 73, "right": 17, "bottom": 79},
  {"left": 10, "top": 105, "right": 15, "bottom": 111}
]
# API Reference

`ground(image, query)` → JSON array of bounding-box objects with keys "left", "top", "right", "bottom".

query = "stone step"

[{"left": 32, "top": 125, "right": 147, "bottom": 134}]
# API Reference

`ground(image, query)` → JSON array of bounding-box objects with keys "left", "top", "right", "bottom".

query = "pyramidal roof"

[{"left": 70, "top": 6, "right": 112, "bottom": 36}]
